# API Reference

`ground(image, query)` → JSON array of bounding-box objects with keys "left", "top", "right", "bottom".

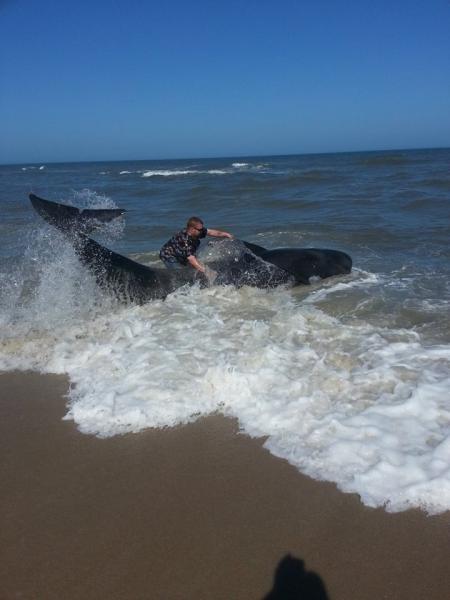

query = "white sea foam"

[
  {"left": 231, "top": 162, "right": 267, "bottom": 171},
  {"left": 21, "top": 165, "right": 45, "bottom": 171},
  {"left": 142, "top": 169, "right": 200, "bottom": 177},
  {"left": 141, "top": 169, "right": 227, "bottom": 177},
  {"left": 302, "top": 270, "right": 381, "bottom": 302},
  {"left": 114, "top": 165, "right": 267, "bottom": 178},
  {"left": 124, "top": 165, "right": 270, "bottom": 178},
  {"left": 1, "top": 271, "right": 450, "bottom": 514}
]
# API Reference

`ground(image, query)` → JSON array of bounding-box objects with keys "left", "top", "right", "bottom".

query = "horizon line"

[{"left": 1, "top": 145, "right": 449, "bottom": 168}]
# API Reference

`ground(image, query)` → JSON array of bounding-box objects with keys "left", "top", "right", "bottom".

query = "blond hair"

[{"left": 187, "top": 216, "right": 203, "bottom": 229}]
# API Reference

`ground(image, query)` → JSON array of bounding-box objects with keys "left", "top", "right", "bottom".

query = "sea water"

[{"left": 1, "top": 149, "right": 449, "bottom": 514}]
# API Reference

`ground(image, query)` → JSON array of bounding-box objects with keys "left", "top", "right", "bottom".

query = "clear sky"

[{"left": 1, "top": 0, "right": 449, "bottom": 164}]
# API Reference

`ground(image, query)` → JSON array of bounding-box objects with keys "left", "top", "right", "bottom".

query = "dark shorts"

[{"left": 161, "top": 256, "right": 185, "bottom": 269}]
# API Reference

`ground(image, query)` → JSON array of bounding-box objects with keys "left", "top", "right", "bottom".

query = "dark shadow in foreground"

[{"left": 263, "top": 554, "right": 330, "bottom": 600}]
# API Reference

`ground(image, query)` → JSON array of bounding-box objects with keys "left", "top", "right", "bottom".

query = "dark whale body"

[
  {"left": 243, "top": 242, "right": 352, "bottom": 284},
  {"left": 74, "top": 235, "right": 200, "bottom": 303},
  {"left": 29, "top": 194, "right": 352, "bottom": 303}
]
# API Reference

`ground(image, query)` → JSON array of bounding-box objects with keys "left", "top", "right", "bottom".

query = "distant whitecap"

[{"left": 141, "top": 169, "right": 199, "bottom": 177}]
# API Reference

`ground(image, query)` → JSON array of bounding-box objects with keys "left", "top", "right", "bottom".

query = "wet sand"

[{"left": 1, "top": 371, "right": 449, "bottom": 600}]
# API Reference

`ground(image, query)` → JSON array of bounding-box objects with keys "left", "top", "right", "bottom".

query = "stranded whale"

[{"left": 29, "top": 193, "right": 352, "bottom": 303}]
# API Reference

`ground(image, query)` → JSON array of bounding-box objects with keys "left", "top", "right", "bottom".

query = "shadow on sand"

[{"left": 263, "top": 554, "right": 330, "bottom": 600}]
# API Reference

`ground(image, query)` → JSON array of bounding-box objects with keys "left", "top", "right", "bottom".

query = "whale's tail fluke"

[{"left": 29, "top": 193, "right": 126, "bottom": 235}]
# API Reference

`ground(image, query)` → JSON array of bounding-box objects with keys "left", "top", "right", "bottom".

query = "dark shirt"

[{"left": 159, "top": 228, "right": 207, "bottom": 265}]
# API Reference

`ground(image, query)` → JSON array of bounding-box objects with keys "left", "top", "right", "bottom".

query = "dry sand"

[{"left": 1, "top": 371, "right": 449, "bottom": 600}]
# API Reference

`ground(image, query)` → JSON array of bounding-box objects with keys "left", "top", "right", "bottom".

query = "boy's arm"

[
  {"left": 187, "top": 255, "right": 206, "bottom": 273},
  {"left": 206, "top": 228, "right": 234, "bottom": 239}
]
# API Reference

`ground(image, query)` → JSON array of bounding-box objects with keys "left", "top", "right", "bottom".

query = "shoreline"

[{"left": 1, "top": 371, "right": 450, "bottom": 599}]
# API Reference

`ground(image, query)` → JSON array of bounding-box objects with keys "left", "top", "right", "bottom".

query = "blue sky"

[{"left": 1, "top": 0, "right": 449, "bottom": 163}]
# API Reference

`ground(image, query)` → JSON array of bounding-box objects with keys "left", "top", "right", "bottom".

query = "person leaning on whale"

[
  {"left": 29, "top": 194, "right": 352, "bottom": 304},
  {"left": 159, "top": 216, "right": 234, "bottom": 274}
]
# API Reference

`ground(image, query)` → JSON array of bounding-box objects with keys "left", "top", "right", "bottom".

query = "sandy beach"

[{"left": 1, "top": 371, "right": 449, "bottom": 600}]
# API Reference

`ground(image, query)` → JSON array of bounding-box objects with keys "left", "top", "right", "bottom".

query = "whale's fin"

[{"left": 30, "top": 193, "right": 126, "bottom": 234}]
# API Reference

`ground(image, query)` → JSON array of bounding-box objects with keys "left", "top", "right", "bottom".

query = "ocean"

[{"left": 1, "top": 148, "right": 449, "bottom": 514}]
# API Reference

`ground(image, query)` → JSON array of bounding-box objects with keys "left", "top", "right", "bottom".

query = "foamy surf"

[
  {"left": 1, "top": 275, "right": 449, "bottom": 515},
  {"left": 141, "top": 169, "right": 228, "bottom": 177}
]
